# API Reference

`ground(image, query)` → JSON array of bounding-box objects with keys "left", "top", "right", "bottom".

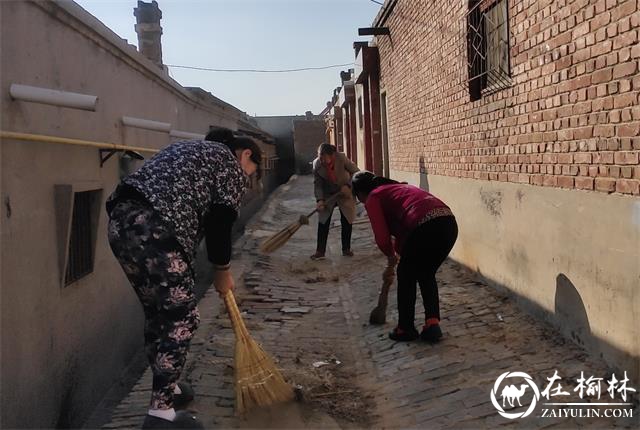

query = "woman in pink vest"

[{"left": 352, "top": 171, "right": 458, "bottom": 342}]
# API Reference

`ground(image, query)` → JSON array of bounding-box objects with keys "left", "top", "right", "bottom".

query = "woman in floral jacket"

[{"left": 106, "top": 127, "right": 261, "bottom": 429}]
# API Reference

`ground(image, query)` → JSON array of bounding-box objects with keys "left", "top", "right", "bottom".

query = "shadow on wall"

[
  {"left": 296, "top": 156, "right": 314, "bottom": 175},
  {"left": 276, "top": 144, "right": 295, "bottom": 184},
  {"left": 550, "top": 274, "right": 635, "bottom": 377},
  {"left": 555, "top": 274, "right": 591, "bottom": 348},
  {"left": 454, "top": 263, "right": 640, "bottom": 380},
  {"left": 419, "top": 156, "right": 430, "bottom": 192}
]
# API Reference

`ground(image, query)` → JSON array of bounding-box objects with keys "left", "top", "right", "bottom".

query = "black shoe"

[
  {"left": 310, "top": 252, "right": 326, "bottom": 260},
  {"left": 173, "top": 382, "right": 195, "bottom": 408},
  {"left": 420, "top": 324, "right": 443, "bottom": 343},
  {"left": 142, "top": 411, "right": 204, "bottom": 429},
  {"left": 342, "top": 249, "right": 354, "bottom": 257},
  {"left": 388, "top": 326, "right": 419, "bottom": 341}
]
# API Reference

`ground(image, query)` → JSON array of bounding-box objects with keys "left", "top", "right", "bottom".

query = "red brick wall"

[{"left": 377, "top": 0, "right": 639, "bottom": 195}]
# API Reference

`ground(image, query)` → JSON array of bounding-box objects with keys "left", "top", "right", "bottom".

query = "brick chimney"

[{"left": 134, "top": 1, "right": 163, "bottom": 69}]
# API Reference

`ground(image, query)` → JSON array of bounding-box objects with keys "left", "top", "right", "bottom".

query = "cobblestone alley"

[{"left": 94, "top": 176, "right": 638, "bottom": 429}]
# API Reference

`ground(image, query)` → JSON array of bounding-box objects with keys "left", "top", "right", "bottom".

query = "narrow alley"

[
  {"left": 3, "top": 1, "right": 639, "bottom": 429},
  {"left": 94, "top": 175, "right": 637, "bottom": 429}
]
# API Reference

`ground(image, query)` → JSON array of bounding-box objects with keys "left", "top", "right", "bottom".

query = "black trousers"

[
  {"left": 396, "top": 216, "right": 458, "bottom": 330},
  {"left": 316, "top": 207, "right": 352, "bottom": 253}
]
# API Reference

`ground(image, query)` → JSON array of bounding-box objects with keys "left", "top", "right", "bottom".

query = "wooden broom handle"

[
  {"left": 378, "top": 266, "right": 395, "bottom": 308},
  {"left": 378, "top": 276, "right": 394, "bottom": 308},
  {"left": 223, "top": 290, "right": 250, "bottom": 339},
  {"left": 304, "top": 191, "right": 342, "bottom": 219}
]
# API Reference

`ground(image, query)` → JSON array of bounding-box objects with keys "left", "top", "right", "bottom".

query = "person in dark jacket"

[
  {"left": 106, "top": 127, "right": 261, "bottom": 429},
  {"left": 352, "top": 171, "right": 458, "bottom": 343}
]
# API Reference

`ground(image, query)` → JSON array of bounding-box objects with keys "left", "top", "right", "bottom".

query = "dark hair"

[
  {"left": 318, "top": 143, "right": 337, "bottom": 156},
  {"left": 351, "top": 170, "right": 400, "bottom": 195},
  {"left": 205, "top": 127, "right": 263, "bottom": 179},
  {"left": 205, "top": 127, "right": 235, "bottom": 144}
]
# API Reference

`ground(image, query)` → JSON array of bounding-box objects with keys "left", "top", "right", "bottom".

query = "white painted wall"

[{"left": 0, "top": 1, "right": 266, "bottom": 427}]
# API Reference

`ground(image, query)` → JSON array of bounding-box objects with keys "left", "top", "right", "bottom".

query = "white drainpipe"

[
  {"left": 9, "top": 84, "right": 98, "bottom": 111},
  {"left": 121, "top": 116, "right": 171, "bottom": 133},
  {"left": 169, "top": 130, "right": 206, "bottom": 140}
]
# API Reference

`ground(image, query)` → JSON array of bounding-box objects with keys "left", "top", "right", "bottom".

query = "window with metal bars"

[
  {"left": 467, "top": 0, "right": 511, "bottom": 101},
  {"left": 65, "top": 190, "right": 99, "bottom": 285}
]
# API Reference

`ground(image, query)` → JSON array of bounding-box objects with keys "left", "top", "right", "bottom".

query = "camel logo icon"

[
  {"left": 491, "top": 371, "right": 541, "bottom": 419},
  {"left": 501, "top": 384, "right": 528, "bottom": 408}
]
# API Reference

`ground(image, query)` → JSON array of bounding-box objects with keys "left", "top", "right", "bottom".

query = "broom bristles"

[
  {"left": 224, "top": 291, "right": 294, "bottom": 414},
  {"left": 259, "top": 221, "right": 302, "bottom": 254},
  {"left": 235, "top": 335, "right": 293, "bottom": 413}
]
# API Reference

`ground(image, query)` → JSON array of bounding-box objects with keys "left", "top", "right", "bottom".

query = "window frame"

[
  {"left": 467, "top": 0, "right": 512, "bottom": 101},
  {"left": 54, "top": 183, "right": 103, "bottom": 288}
]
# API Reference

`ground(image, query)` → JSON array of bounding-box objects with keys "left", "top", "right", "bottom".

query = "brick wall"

[
  {"left": 377, "top": 0, "right": 639, "bottom": 195},
  {"left": 293, "top": 119, "right": 326, "bottom": 174}
]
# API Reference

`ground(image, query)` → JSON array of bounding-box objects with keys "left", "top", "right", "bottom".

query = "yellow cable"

[{"left": 0, "top": 130, "right": 159, "bottom": 154}]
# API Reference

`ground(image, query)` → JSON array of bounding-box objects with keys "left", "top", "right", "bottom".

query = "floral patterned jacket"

[{"left": 107, "top": 140, "right": 247, "bottom": 264}]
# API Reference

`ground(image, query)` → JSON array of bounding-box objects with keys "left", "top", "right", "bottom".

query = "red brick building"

[
  {"left": 328, "top": 0, "right": 639, "bottom": 378},
  {"left": 376, "top": 0, "right": 639, "bottom": 194}
]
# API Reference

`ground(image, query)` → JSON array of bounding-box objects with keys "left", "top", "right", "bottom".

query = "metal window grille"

[
  {"left": 264, "top": 156, "right": 279, "bottom": 171},
  {"left": 466, "top": 0, "right": 512, "bottom": 101},
  {"left": 65, "top": 190, "right": 98, "bottom": 285}
]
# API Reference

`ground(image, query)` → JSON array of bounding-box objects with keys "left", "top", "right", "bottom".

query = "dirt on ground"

[
  {"left": 288, "top": 261, "right": 341, "bottom": 283},
  {"left": 284, "top": 358, "right": 376, "bottom": 427}
]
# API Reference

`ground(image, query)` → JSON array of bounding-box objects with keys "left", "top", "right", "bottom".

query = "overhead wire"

[{"left": 165, "top": 63, "right": 354, "bottom": 73}]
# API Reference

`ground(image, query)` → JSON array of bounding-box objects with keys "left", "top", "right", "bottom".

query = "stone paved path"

[{"left": 94, "top": 175, "right": 638, "bottom": 429}]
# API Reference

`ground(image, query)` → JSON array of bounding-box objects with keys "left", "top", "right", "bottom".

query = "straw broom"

[
  {"left": 260, "top": 192, "right": 341, "bottom": 254},
  {"left": 223, "top": 290, "right": 294, "bottom": 414}
]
